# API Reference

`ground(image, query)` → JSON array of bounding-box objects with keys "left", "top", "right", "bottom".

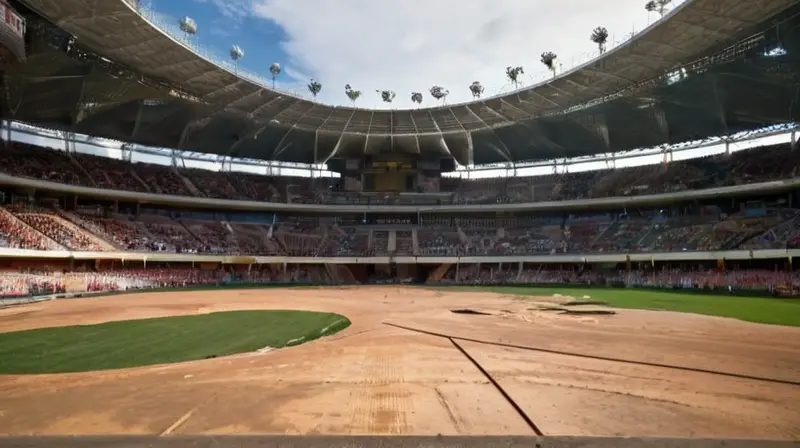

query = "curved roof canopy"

[{"left": 6, "top": 0, "right": 800, "bottom": 165}]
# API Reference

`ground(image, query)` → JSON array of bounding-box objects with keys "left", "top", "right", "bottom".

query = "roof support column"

[
  {"left": 72, "top": 76, "right": 88, "bottom": 126},
  {"left": 466, "top": 133, "right": 474, "bottom": 166},
  {"left": 363, "top": 111, "right": 375, "bottom": 154},
  {"left": 62, "top": 130, "right": 71, "bottom": 154},
  {"left": 653, "top": 107, "right": 670, "bottom": 142},
  {"left": 427, "top": 111, "right": 453, "bottom": 158},
  {"left": 131, "top": 101, "right": 144, "bottom": 139},
  {"left": 171, "top": 149, "right": 185, "bottom": 168},
  {"left": 389, "top": 111, "right": 394, "bottom": 152},
  {"left": 661, "top": 145, "right": 673, "bottom": 165},
  {"left": 271, "top": 128, "right": 295, "bottom": 160},
  {"left": 177, "top": 121, "right": 198, "bottom": 149},
  {"left": 322, "top": 110, "right": 358, "bottom": 164},
  {"left": 791, "top": 128, "right": 796, "bottom": 150},
  {"left": 711, "top": 75, "right": 728, "bottom": 135},
  {"left": 408, "top": 113, "right": 421, "bottom": 153},
  {"left": 121, "top": 144, "right": 133, "bottom": 162},
  {"left": 605, "top": 152, "right": 616, "bottom": 170}
]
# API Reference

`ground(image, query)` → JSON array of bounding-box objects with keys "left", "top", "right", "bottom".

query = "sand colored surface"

[{"left": 0, "top": 286, "right": 798, "bottom": 438}]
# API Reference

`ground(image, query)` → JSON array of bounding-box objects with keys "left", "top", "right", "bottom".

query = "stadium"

[{"left": 0, "top": 0, "right": 799, "bottom": 446}]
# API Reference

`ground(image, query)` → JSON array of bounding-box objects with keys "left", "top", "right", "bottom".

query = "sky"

[{"left": 140, "top": 0, "right": 687, "bottom": 109}]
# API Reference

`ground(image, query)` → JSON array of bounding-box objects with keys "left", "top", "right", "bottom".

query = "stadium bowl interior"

[{"left": 0, "top": 0, "right": 800, "bottom": 446}]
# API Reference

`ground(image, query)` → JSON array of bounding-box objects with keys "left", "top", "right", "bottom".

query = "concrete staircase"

[
  {"left": 339, "top": 265, "right": 357, "bottom": 284},
  {"left": 426, "top": 263, "right": 452, "bottom": 284},
  {"left": 68, "top": 154, "right": 98, "bottom": 187},
  {"left": 56, "top": 209, "right": 126, "bottom": 251},
  {"left": 45, "top": 214, "right": 117, "bottom": 251},
  {"left": 0, "top": 208, "right": 64, "bottom": 250},
  {"left": 130, "top": 169, "right": 151, "bottom": 192},
  {"left": 174, "top": 168, "right": 203, "bottom": 196}
]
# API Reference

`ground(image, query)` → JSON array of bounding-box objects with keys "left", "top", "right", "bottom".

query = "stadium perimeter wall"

[
  {"left": 2, "top": 248, "right": 798, "bottom": 264},
  {"left": 1, "top": 281, "right": 790, "bottom": 308}
]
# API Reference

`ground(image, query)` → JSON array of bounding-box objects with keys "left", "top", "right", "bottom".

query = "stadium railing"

[
  {"left": 2, "top": 281, "right": 793, "bottom": 305},
  {"left": 1, "top": 247, "right": 797, "bottom": 264},
  {"left": 1, "top": 172, "right": 799, "bottom": 214}
]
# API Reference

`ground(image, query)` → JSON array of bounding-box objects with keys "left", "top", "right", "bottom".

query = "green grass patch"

[
  {"left": 0, "top": 310, "right": 350, "bottom": 374},
  {"left": 435, "top": 286, "right": 800, "bottom": 327}
]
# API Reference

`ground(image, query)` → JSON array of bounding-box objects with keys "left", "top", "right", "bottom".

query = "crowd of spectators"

[
  {"left": 441, "top": 265, "right": 799, "bottom": 294},
  {"left": 0, "top": 265, "right": 340, "bottom": 299},
  {"left": 11, "top": 212, "right": 105, "bottom": 251},
  {"left": 4, "top": 202, "right": 800, "bottom": 258},
  {"left": 1, "top": 140, "right": 797, "bottom": 206},
  {"left": 0, "top": 208, "right": 60, "bottom": 250},
  {"left": 0, "top": 273, "right": 65, "bottom": 298}
]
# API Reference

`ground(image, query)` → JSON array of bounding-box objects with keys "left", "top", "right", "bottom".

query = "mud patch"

[
  {"left": 562, "top": 309, "right": 616, "bottom": 315},
  {"left": 451, "top": 309, "right": 492, "bottom": 315},
  {"left": 563, "top": 300, "right": 608, "bottom": 307},
  {"left": 529, "top": 305, "right": 616, "bottom": 316}
]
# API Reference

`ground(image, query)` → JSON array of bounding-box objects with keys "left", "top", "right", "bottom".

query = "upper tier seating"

[{"left": 0, "top": 141, "right": 797, "bottom": 204}]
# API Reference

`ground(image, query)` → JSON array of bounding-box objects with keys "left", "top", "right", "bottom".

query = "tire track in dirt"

[
  {"left": 347, "top": 352, "right": 410, "bottom": 434},
  {"left": 159, "top": 393, "right": 216, "bottom": 436},
  {"left": 434, "top": 387, "right": 461, "bottom": 433}
]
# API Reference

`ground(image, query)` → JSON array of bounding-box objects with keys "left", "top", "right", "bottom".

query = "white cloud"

[{"left": 250, "top": 0, "right": 686, "bottom": 109}]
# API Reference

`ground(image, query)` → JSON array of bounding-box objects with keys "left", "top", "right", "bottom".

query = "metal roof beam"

[
  {"left": 520, "top": 120, "right": 566, "bottom": 151},
  {"left": 446, "top": 107, "right": 486, "bottom": 162},
  {"left": 313, "top": 108, "right": 340, "bottom": 163},
  {"left": 671, "top": 19, "right": 737, "bottom": 41},
  {"left": 528, "top": 90, "right": 566, "bottom": 111},
  {"left": 479, "top": 103, "right": 515, "bottom": 122},
  {"left": 581, "top": 68, "right": 636, "bottom": 85},
  {"left": 456, "top": 107, "right": 511, "bottom": 162},
  {"left": 270, "top": 128, "right": 295, "bottom": 160},
  {"left": 131, "top": 100, "right": 144, "bottom": 139},
  {"left": 199, "top": 80, "right": 246, "bottom": 101},
  {"left": 177, "top": 121, "right": 194, "bottom": 148},
  {"left": 225, "top": 103, "right": 319, "bottom": 156},
  {"left": 363, "top": 111, "right": 375, "bottom": 154},
  {"left": 71, "top": 76, "right": 88, "bottom": 125},
  {"left": 710, "top": 75, "right": 729, "bottom": 135},
  {"left": 389, "top": 111, "right": 394, "bottom": 152},
  {"left": 408, "top": 113, "right": 421, "bottom": 154},
  {"left": 500, "top": 99, "right": 533, "bottom": 117},
  {"left": 466, "top": 133, "right": 474, "bottom": 165},
  {"left": 249, "top": 95, "right": 292, "bottom": 120},
  {"left": 641, "top": 39, "right": 691, "bottom": 57},
  {"left": 322, "top": 110, "right": 358, "bottom": 164},
  {"left": 106, "top": 36, "right": 169, "bottom": 53}
]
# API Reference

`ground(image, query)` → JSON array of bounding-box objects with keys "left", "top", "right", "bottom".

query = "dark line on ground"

[
  {"left": 325, "top": 327, "right": 377, "bottom": 342},
  {"left": 433, "top": 387, "right": 461, "bottom": 433},
  {"left": 448, "top": 337, "right": 544, "bottom": 436},
  {"left": 0, "top": 436, "right": 797, "bottom": 448},
  {"left": 383, "top": 322, "right": 800, "bottom": 387}
]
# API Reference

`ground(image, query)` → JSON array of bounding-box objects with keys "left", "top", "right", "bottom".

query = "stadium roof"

[{"left": 4, "top": 0, "right": 800, "bottom": 165}]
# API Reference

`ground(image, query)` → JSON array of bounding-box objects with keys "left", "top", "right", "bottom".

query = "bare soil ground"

[{"left": 0, "top": 286, "right": 798, "bottom": 438}]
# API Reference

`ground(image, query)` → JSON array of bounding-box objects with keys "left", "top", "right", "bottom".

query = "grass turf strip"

[
  {"left": 0, "top": 310, "right": 349, "bottom": 374},
  {"left": 439, "top": 287, "right": 800, "bottom": 327}
]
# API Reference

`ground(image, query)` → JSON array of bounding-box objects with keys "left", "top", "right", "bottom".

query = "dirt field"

[{"left": 0, "top": 286, "right": 798, "bottom": 439}]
